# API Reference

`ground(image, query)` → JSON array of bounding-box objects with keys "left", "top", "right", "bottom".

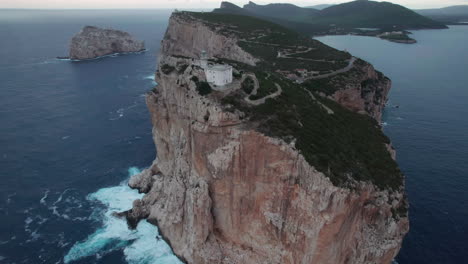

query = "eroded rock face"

[
  {"left": 161, "top": 15, "right": 258, "bottom": 65},
  {"left": 127, "top": 13, "right": 409, "bottom": 264},
  {"left": 69, "top": 26, "right": 145, "bottom": 60},
  {"left": 330, "top": 61, "right": 391, "bottom": 122}
]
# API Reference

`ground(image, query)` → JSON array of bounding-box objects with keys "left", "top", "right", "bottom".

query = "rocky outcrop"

[
  {"left": 69, "top": 26, "right": 145, "bottom": 60},
  {"left": 126, "top": 13, "right": 409, "bottom": 264},
  {"left": 161, "top": 14, "right": 258, "bottom": 65},
  {"left": 330, "top": 60, "right": 391, "bottom": 122}
]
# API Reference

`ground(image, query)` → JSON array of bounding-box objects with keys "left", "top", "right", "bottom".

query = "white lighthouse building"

[
  {"left": 199, "top": 51, "right": 233, "bottom": 87},
  {"left": 205, "top": 65, "right": 233, "bottom": 86}
]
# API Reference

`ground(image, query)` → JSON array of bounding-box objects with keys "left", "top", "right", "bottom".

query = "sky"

[{"left": 0, "top": 0, "right": 467, "bottom": 10}]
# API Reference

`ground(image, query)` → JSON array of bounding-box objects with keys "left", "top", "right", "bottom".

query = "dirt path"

[
  {"left": 306, "top": 57, "right": 357, "bottom": 80},
  {"left": 245, "top": 83, "right": 282, "bottom": 106}
]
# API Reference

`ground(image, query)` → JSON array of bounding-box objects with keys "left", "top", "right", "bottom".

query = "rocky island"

[
  {"left": 68, "top": 26, "right": 145, "bottom": 60},
  {"left": 124, "top": 11, "right": 409, "bottom": 264}
]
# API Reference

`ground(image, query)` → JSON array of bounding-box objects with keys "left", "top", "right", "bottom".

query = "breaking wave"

[
  {"left": 64, "top": 167, "right": 182, "bottom": 264},
  {"left": 143, "top": 74, "right": 157, "bottom": 86}
]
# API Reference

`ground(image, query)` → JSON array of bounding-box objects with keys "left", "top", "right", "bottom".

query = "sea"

[{"left": 0, "top": 9, "right": 466, "bottom": 264}]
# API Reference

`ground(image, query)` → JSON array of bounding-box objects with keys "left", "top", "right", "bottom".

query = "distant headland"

[{"left": 215, "top": 0, "right": 449, "bottom": 44}]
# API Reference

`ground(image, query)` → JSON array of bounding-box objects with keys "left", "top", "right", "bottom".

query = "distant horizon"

[{"left": 1, "top": 1, "right": 468, "bottom": 10}]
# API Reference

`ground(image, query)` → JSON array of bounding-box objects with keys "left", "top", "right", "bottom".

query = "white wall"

[{"left": 205, "top": 67, "right": 232, "bottom": 86}]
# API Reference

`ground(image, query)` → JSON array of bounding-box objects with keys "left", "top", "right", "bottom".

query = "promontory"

[
  {"left": 124, "top": 10, "right": 409, "bottom": 264},
  {"left": 69, "top": 26, "right": 145, "bottom": 60}
]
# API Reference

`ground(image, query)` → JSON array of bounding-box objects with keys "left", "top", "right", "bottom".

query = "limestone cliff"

[
  {"left": 69, "top": 26, "right": 145, "bottom": 60},
  {"left": 126, "top": 12, "right": 409, "bottom": 264},
  {"left": 327, "top": 59, "right": 391, "bottom": 122}
]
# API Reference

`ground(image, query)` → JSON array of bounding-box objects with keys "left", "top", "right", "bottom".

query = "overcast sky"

[{"left": 1, "top": 0, "right": 467, "bottom": 10}]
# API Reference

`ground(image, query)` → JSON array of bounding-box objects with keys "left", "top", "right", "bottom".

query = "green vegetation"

[
  {"left": 244, "top": 2, "right": 319, "bottom": 23},
  {"left": 379, "top": 33, "right": 414, "bottom": 42},
  {"left": 248, "top": 72, "right": 278, "bottom": 100},
  {"left": 241, "top": 77, "right": 255, "bottom": 94},
  {"left": 189, "top": 11, "right": 294, "bottom": 39},
  {"left": 177, "top": 64, "right": 189, "bottom": 74},
  {"left": 196, "top": 81, "right": 212, "bottom": 96},
  {"left": 304, "top": 78, "right": 337, "bottom": 95},
  {"left": 392, "top": 200, "right": 408, "bottom": 219},
  {"left": 161, "top": 64, "right": 175, "bottom": 74},
  {"left": 236, "top": 40, "right": 350, "bottom": 72},
  {"left": 218, "top": 62, "right": 402, "bottom": 191},
  {"left": 314, "top": 0, "right": 446, "bottom": 29},
  {"left": 213, "top": 0, "right": 447, "bottom": 36},
  {"left": 180, "top": 11, "right": 402, "bottom": 191}
]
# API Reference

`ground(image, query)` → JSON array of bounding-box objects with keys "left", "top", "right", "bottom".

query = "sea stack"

[
  {"left": 69, "top": 26, "right": 145, "bottom": 60},
  {"left": 125, "top": 11, "right": 409, "bottom": 264}
]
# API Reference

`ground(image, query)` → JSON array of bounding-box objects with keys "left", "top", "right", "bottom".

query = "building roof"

[{"left": 207, "top": 64, "right": 232, "bottom": 71}]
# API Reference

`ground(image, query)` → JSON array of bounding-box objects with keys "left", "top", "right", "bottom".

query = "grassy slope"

[{"left": 184, "top": 12, "right": 403, "bottom": 191}]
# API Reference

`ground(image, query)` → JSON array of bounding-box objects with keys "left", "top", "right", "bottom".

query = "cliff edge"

[
  {"left": 69, "top": 26, "right": 145, "bottom": 60},
  {"left": 126, "top": 12, "right": 409, "bottom": 264}
]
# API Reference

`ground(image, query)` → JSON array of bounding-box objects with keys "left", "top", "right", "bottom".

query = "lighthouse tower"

[{"left": 200, "top": 50, "right": 208, "bottom": 68}]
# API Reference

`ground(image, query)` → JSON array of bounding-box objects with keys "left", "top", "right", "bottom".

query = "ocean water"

[
  {"left": 0, "top": 9, "right": 182, "bottom": 264},
  {"left": 317, "top": 27, "right": 468, "bottom": 264},
  {"left": 0, "top": 9, "right": 467, "bottom": 264}
]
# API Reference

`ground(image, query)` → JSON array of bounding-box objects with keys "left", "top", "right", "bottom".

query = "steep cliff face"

[
  {"left": 127, "top": 12, "right": 408, "bottom": 264},
  {"left": 329, "top": 60, "right": 391, "bottom": 122},
  {"left": 69, "top": 26, "right": 145, "bottom": 60},
  {"left": 161, "top": 14, "right": 258, "bottom": 65}
]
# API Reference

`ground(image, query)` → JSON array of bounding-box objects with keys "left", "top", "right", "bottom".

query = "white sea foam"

[
  {"left": 6, "top": 193, "right": 16, "bottom": 204},
  {"left": 109, "top": 102, "right": 138, "bottom": 121},
  {"left": 40, "top": 190, "right": 49, "bottom": 205},
  {"left": 144, "top": 74, "right": 158, "bottom": 86},
  {"left": 64, "top": 167, "right": 182, "bottom": 264}
]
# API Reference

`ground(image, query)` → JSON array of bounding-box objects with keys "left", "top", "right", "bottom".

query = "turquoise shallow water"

[{"left": 317, "top": 26, "right": 468, "bottom": 264}]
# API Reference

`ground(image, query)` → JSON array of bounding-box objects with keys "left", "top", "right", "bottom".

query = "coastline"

[{"left": 56, "top": 49, "right": 147, "bottom": 62}]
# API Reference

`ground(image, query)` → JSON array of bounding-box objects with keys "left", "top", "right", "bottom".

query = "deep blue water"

[
  {"left": 0, "top": 9, "right": 182, "bottom": 264},
  {"left": 0, "top": 9, "right": 467, "bottom": 264},
  {"left": 318, "top": 28, "right": 468, "bottom": 264}
]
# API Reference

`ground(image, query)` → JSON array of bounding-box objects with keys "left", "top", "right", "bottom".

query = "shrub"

[
  {"left": 196, "top": 81, "right": 212, "bottom": 96},
  {"left": 178, "top": 64, "right": 189, "bottom": 74},
  {"left": 241, "top": 77, "right": 255, "bottom": 94},
  {"left": 161, "top": 64, "right": 175, "bottom": 74}
]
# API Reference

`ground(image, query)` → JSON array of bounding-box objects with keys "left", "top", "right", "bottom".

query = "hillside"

[
  {"left": 416, "top": 5, "right": 468, "bottom": 23},
  {"left": 215, "top": 0, "right": 447, "bottom": 34},
  {"left": 244, "top": 1, "right": 319, "bottom": 23},
  {"left": 317, "top": 0, "right": 446, "bottom": 29}
]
